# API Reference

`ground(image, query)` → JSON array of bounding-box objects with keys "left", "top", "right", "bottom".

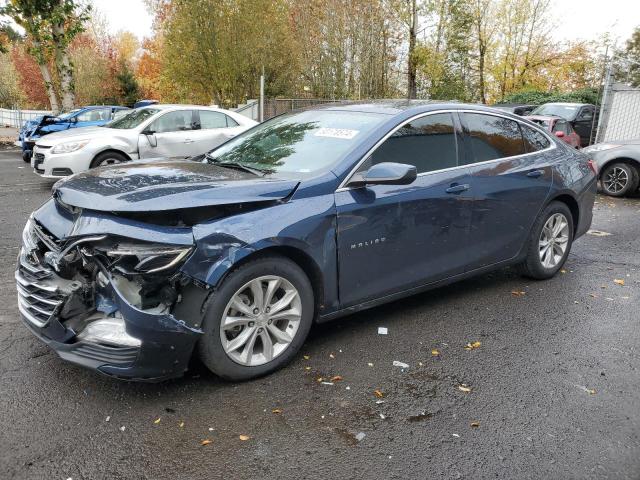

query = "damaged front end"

[{"left": 16, "top": 213, "right": 206, "bottom": 381}]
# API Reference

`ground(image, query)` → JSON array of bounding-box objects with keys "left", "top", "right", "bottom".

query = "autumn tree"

[{"left": 2, "top": 0, "right": 89, "bottom": 111}]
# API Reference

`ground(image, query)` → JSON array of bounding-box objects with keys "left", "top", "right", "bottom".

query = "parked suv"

[
  {"left": 21, "top": 106, "right": 130, "bottom": 162},
  {"left": 17, "top": 102, "right": 596, "bottom": 381},
  {"left": 31, "top": 105, "right": 257, "bottom": 178}
]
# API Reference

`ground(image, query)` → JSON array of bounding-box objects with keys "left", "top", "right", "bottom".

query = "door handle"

[
  {"left": 445, "top": 183, "right": 470, "bottom": 194},
  {"left": 526, "top": 169, "right": 544, "bottom": 178},
  {"left": 184, "top": 139, "right": 194, "bottom": 144}
]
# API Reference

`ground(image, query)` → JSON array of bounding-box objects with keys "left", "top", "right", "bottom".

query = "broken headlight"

[{"left": 98, "top": 242, "right": 193, "bottom": 274}]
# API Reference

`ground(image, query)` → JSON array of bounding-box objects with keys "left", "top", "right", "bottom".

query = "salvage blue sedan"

[{"left": 17, "top": 101, "right": 597, "bottom": 381}]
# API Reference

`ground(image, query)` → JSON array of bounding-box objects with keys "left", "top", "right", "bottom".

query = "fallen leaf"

[
  {"left": 179, "top": 421, "right": 185, "bottom": 428},
  {"left": 153, "top": 418, "right": 161, "bottom": 424},
  {"left": 303, "top": 355, "right": 310, "bottom": 360},
  {"left": 374, "top": 389, "right": 384, "bottom": 398},
  {"left": 367, "top": 362, "right": 374, "bottom": 367},
  {"left": 511, "top": 290, "right": 526, "bottom": 296},
  {"left": 200, "top": 439, "right": 212, "bottom": 446},
  {"left": 614, "top": 279, "right": 625, "bottom": 286},
  {"left": 464, "top": 341, "right": 481, "bottom": 351},
  {"left": 304, "top": 366, "right": 311, "bottom": 371},
  {"left": 431, "top": 349, "right": 440, "bottom": 356},
  {"left": 330, "top": 375, "right": 343, "bottom": 382},
  {"left": 458, "top": 385, "right": 472, "bottom": 393},
  {"left": 587, "top": 388, "right": 596, "bottom": 395},
  {"left": 470, "top": 422, "right": 480, "bottom": 428},
  {"left": 272, "top": 409, "right": 282, "bottom": 414},
  {"left": 560, "top": 269, "right": 567, "bottom": 274},
  {"left": 329, "top": 353, "right": 335, "bottom": 359},
  {"left": 239, "top": 435, "right": 251, "bottom": 441},
  {"left": 589, "top": 293, "right": 597, "bottom": 298},
  {"left": 316, "top": 377, "right": 324, "bottom": 382}
]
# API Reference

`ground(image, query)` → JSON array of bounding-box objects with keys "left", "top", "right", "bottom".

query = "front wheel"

[
  {"left": 518, "top": 201, "right": 574, "bottom": 280},
  {"left": 90, "top": 151, "right": 128, "bottom": 169},
  {"left": 600, "top": 162, "right": 639, "bottom": 197},
  {"left": 197, "top": 255, "right": 314, "bottom": 381},
  {"left": 22, "top": 151, "right": 31, "bottom": 163}
]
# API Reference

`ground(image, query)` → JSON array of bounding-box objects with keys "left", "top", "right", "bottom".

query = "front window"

[
  {"left": 106, "top": 108, "right": 160, "bottom": 129},
  {"left": 76, "top": 108, "right": 111, "bottom": 122},
  {"left": 205, "top": 110, "right": 387, "bottom": 175},
  {"left": 531, "top": 104, "right": 579, "bottom": 119}
]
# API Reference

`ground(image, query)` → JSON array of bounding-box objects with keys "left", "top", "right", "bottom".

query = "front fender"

[{"left": 180, "top": 193, "right": 340, "bottom": 314}]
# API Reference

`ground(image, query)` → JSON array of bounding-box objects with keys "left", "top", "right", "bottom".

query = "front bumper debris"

[{"left": 16, "top": 219, "right": 203, "bottom": 382}]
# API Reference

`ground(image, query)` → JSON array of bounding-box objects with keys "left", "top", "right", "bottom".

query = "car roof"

[
  {"left": 316, "top": 100, "right": 492, "bottom": 115},
  {"left": 540, "top": 102, "right": 589, "bottom": 107},
  {"left": 526, "top": 115, "right": 562, "bottom": 121}
]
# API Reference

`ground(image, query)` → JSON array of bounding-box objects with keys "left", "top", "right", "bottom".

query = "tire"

[
  {"left": 197, "top": 255, "right": 314, "bottom": 381},
  {"left": 22, "top": 151, "right": 31, "bottom": 163},
  {"left": 600, "top": 162, "right": 639, "bottom": 197},
  {"left": 518, "top": 201, "right": 574, "bottom": 280},
  {"left": 89, "top": 151, "right": 128, "bottom": 169}
]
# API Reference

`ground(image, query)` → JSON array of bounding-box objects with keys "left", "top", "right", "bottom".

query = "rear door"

[
  {"left": 572, "top": 106, "right": 595, "bottom": 146},
  {"left": 459, "top": 112, "right": 553, "bottom": 271},
  {"left": 138, "top": 109, "right": 200, "bottom": 158},
  {"left": 74, "top": 107, "right": 112, "bottom": 128},
  {"left": 190, "top": 110, "right": 245, "bottom": 155},
  {"left": 335, "top": 112, "right": 473, "bottom": 307}
]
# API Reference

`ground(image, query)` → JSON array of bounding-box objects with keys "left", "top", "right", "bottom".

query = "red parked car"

[{"left": 525, "top": 115, "right": 581, "bottom": 148}]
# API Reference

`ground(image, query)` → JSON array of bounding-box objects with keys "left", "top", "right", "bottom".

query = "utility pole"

[
  {"left": 259, "top": 66, "right": 265, "bottom": 123},
  {"left": 407, "top": 0, "right": 418, "bottom": 99}
]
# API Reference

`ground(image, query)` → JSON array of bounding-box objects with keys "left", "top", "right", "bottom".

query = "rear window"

[
  {"left": 462, "top": 113, "right": 526, "bottom": 164},
  {"left": 521, "top": 124, "right": 551, "bottom": 152}
]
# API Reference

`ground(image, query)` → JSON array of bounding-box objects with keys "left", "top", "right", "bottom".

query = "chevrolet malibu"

[
  {"left": 31, "top": 104, "right": 257, "bottom": 178},
  {"left": 17, "top": 102, "right": 597, "bottom": 381}
]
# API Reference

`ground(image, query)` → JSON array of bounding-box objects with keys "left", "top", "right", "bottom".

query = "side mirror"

[
  {"left": 142, "top": 130, "right": 157, "bottom": 147},
  {"left": 349, "top": 162, "right": 417, "bottom": 187},
  {"left": 555, "top": 131, "right": 565, "bottom": 138}
]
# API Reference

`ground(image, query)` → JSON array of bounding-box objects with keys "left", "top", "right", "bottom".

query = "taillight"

[{"left": 587, "top": 159, "right": 597, "bottom": 175}]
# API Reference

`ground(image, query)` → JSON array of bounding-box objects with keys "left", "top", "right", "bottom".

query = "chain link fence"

[{"left": 0, "top": 108, "right": 52, "bottom": 128}]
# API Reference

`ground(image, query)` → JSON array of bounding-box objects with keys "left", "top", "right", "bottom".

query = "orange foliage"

[{"left": 10, "top": 44, "right": 49, "bottom": 109}]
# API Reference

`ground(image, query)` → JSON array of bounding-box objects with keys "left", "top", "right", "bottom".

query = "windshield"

[
  {"left": 205, "top": 110, "right": 387, "bottom": 175},
  {"left": 57, "top": 109, "right": 81, "bottom": 120},
  {"left": 531, "top": 104, "right": 579, "bottom": 119},
  {"left": 106, "top": 108, "right": 160, "bottom": 129}
]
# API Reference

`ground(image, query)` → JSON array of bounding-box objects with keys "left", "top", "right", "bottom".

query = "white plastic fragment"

[
  {"left": 321, "top": 382, "right": 334, "bottom": 385},
  {"left": 119, "top": 426, "right": 126, "bottom": 432},
  {"left": 393, "top": 360, "right": 409, "bottom": 369},
  {"left": 105, "top": 416, "right": 110, "bottom": 422},
  {"left": 379, "top": 413, "right": 386, "bottom": 419},
  {"left": 378, "top": 327, "right": 388, "bottom": 335},
  {"left": 452, "top": 433, "right": 460, "bottom": 438},
  {"left": 355, "top": 432, "right": 366, "bottom": 442}
]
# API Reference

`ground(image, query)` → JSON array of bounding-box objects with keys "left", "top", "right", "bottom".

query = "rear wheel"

[
  {"left": 90, "top": 151, "right": 128, "bottom": 169},
  {"left": 197, "top": 255, "right": 314, "bottom": 381},
  {"left": 22, "top": 151, "right": 31, "bottom": 163},
  {"left": 600, "top": 162, "right": 639, "bottom": 197},
  {"left": 518, "top": 201, "right": 574, "bottom": 280}
]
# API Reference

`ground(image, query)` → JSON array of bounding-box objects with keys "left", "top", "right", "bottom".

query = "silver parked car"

[
  {"left": 31, "top": 105, "right": 257, "bottom": 178},
  {"left": 582, "top": 140, "right": 640, "bottom": 197}
]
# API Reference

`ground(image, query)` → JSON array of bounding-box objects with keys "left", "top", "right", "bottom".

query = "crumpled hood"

[{"left": 52, "top": 160, "right": 299, "bottom": 212}]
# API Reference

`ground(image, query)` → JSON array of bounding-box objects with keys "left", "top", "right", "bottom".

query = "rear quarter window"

[{"left": 521, "top": 124, "right": 551, "bottom": 152}]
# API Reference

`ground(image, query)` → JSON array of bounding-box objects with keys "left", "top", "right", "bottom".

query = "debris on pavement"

[
  {"left": 471, "top": 422, "right": 480, "bottom": 428},
  {"left": 239, "top": 435, "right": 251, "bottom": 441},
  {"left": 511, "top": 290, "right": 526, "bottom": 296},
  {"left": 154, "top": 418, "right": 161, "bottom": 424},
  {"left": 367, "top": 362, "right": 374, "bottom": 367},
  {"left": 105, "top": 416, "right": 110, "bottom": 422},
  {"left": 201, "top": 439, "right": 212, "bottom": 446},
  {"left": 392, "top": 360, "right": 409, "bottom": 369},
  {"left": 431, "top": 349, "right": 440, "bottom": 356},
  {"left": 378, "top": 327, "right": 388, "bottom": 335},
  {"left": 179, "top": 421, "right": 185, "bottom": 428},
  {"left": 355, "top": 432, "right": 366, "bottom": 442},
  {"left": 119, "top": 426, "right": 126, "bottom": 432},
  {"left": 458, "top": 384, "right": 472, "bottom": 393},
  {"left": 614, "top": 279, "right": 625, "bottom": 286},
  {"left": 587, "top": 229, "right": 612, "bottom": 237},
  {"left": 464, "top": 341, "right": 481, "bottom": 350},
  {"left": 330, "top": 375, "right": 343, "bottom": 382},
  {"left": 374, "top": 389, "right": 384, "bottom": 398}
]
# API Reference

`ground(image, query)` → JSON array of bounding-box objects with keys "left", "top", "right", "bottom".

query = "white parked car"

[{"left": 31, "top": 105, "right": 257, "bottom": 178}]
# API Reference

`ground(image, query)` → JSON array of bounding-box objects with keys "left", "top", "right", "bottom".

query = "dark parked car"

[
  {"left": 582, "top": 140, "right": 640, "bottom": 196},
  {"left": 530, "top": 103, "right": 597, "bottom": 147},
  {"left": 16, "top": 102, "right": 596, "bottom": 381},
  {"left": 491, "top": 103, "right": 537, "bottom": 116}
]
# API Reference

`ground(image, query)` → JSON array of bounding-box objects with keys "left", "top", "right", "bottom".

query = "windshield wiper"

[{"left": 205, "top": 156, "right": 268, "bottom": 176}]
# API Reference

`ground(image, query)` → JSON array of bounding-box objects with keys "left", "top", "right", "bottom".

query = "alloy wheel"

[
  {"left": 220, "top": 275, "right": 302, "bottom": 366},
  {"left": 538, "top": 213, "right": 570, "bottom": 268},
  {"left": 603, "top": 166, "right": 629, "bottom": 194}
]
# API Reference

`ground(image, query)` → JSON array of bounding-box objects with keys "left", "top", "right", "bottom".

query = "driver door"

[
  {"left": 138, "top": 109, "right": 200, "bottom": 159},
  {"left": 335, "top": 112, "right": 473, "bottom": 307}
]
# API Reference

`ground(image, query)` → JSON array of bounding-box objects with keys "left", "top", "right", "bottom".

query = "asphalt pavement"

[{"left": 0, "top": 149, "right": 638, "bottom": 480}]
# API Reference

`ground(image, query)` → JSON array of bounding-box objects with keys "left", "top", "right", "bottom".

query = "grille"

[
  {"left": 16, "top": 257, "right": 65, "bottom": 327},
  {"left": 34, "top": 152, "right": 45, "bottom": 166},
  {"left": 16, "top": 222, "right": 65, "bottom": 328},
  {"left": 73, "top": 344, "right": 139, "bottom": 366}
]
